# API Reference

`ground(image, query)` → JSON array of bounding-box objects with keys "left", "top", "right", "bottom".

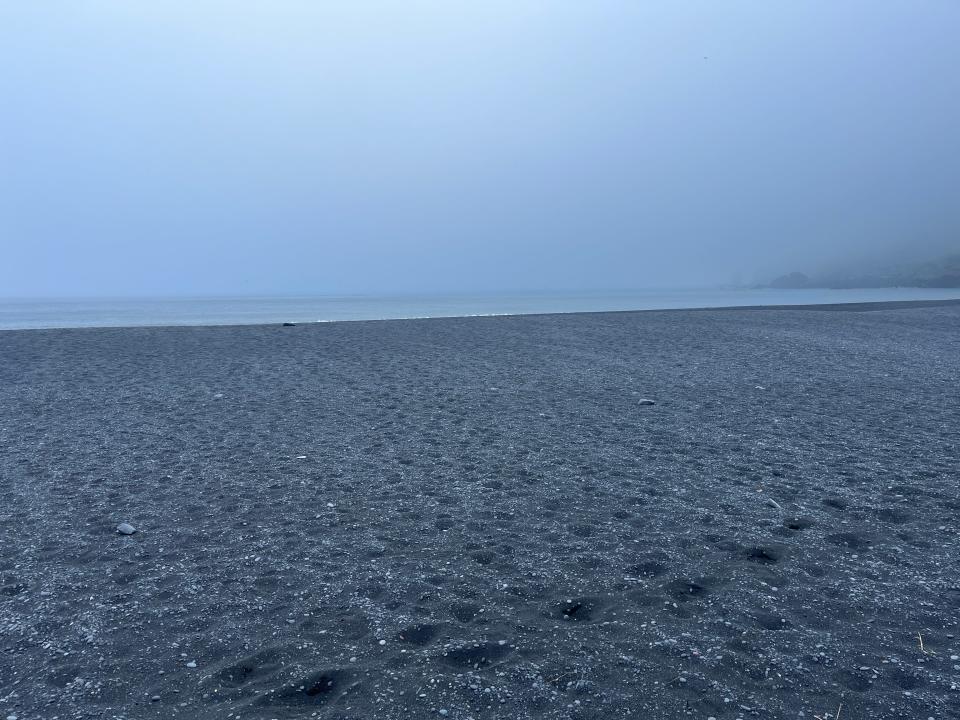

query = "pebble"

[
  {"left": 186, "top": 661, "right": 197, "bottom": 668},
  {"left": 378, "top": 639, "right": 386, "bottom": 646},
  {"left": 151, "top": 695, "right": 161, "bottom": 702},
  {"left": 116, "top": 523, "right": 136, "bottom": 535},
  {"left": 439, "top": 710, "right": 448, "bottom": 717},
  {"left": 637, "top": 398, "right": 656, "bottom": 406}
]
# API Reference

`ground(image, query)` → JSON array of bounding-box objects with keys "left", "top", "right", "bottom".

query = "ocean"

[{"left": 2, "top": 287, "right": 959, "bottom": 330}]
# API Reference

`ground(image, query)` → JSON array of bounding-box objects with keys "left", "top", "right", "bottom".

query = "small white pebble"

[
  {"left": 439, "top": 710, "right": 448, "bottom": 717},
  {"left": 186, "top": 661, "right": 197, "bottom": 668},
  {"left": 378, "top": 639, "right": 386, "bottom": 646}
]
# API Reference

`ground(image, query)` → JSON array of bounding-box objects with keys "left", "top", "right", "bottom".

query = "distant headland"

[{"left": 768, "top": 252, "right": 960, "bottom": 289}]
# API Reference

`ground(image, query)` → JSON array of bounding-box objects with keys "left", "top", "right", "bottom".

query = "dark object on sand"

[{"left": 282, "top": 322, "right": 297, "bottom": 327}]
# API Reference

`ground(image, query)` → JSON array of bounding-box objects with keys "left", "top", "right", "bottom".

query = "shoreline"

[{"left": 4, "top": 296, "right": 960, "bottom": 333}]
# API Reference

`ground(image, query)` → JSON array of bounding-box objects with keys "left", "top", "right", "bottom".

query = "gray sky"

[{"left": 2, "top": 1, "right": 958, "bottom": 297}]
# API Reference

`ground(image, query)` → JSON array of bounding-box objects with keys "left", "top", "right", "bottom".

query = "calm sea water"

[{"left": 2, "top": 288, "right": 959, "bottom": 330}]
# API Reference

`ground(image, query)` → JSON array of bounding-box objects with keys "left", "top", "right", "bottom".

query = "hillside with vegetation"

[{"left": 769, "top": 252, "right": 960, "bottom": 289}]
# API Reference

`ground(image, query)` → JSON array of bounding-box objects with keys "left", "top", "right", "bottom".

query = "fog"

[{"left": 2, "top": 2, "right": 958, "bottom": 298}]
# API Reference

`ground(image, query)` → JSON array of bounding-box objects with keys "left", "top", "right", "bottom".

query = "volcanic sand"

[{"left": 1, "top": 302, "right": 959, "bottom": 719}]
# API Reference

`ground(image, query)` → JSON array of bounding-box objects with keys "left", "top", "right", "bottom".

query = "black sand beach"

[{"left": 1, "top": 302, "right": 958, "bottom": 720}]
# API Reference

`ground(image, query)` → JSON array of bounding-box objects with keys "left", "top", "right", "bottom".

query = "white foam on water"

[{"left": 2, "top": 287, "right": 959, "bottom": 330}]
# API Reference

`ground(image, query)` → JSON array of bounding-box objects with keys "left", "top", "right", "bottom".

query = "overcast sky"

[{"left": 1, "top": 1, "right": 958, "bottom": 297}]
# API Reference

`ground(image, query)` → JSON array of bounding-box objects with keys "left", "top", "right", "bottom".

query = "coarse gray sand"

[{"left": 1, "top": 301, "right": 959, "bottom": 719}]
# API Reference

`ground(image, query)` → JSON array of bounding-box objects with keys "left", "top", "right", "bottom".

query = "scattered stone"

[
  {"left": 151, "top": 695, "right": 161, "bottom": 702},
  {"left": 282, "top": 322, "right": 297, "bottom": 326},
  {"left": 186, "top": 661, "right": 197, "bottom": 668},
  {"left": 637, "top": 398, "right": 656, "bottom": 406},
  {"left": 116, "top": 523, "right": 136, "bottom": 535},
  {"left": 766, "top": 499, "right": 783, "bottom": 511}
]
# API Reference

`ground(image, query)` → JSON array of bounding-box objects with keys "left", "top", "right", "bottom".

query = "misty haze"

[{"left": 1, "top": 3, "right": 958, "bottom": 720}]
